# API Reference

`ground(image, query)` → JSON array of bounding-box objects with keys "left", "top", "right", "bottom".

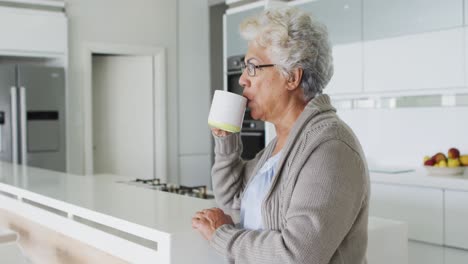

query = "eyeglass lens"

[{"left": 241, "top": 62, "right": 255, "bottom": 76}]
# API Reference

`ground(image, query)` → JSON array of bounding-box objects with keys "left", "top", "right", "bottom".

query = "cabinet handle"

[
  {"left": 20, "top": 87, "right": 27, "bottom": 166},
  {"left": 240, "top": 132, "right": 263, "bottom": 136},
  {"left": 10, "top": 87, "right": 18, "bottom": 164}
]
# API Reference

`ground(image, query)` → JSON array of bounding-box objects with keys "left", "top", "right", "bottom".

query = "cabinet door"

[
  {"left": 363, "top": 28, "right": 464, "bottom": 93},
  {"left": 465, "top": 27, "right": 468, "bottom": 85},
  {"left": 290, "top": 0, "right": 362, "bottom": 45},
  {"left": 326, "top": 43, "right": 362, "bottom": 95},
  {"left": 444, "top": 247, "right": 468, "bottom": 264},
  {"left": 0, "top": 7, "right": 66, "bottom": 55},
  {"left": 465, "top": 0, "right": 468, "bottom": 26},
  {"left": 408, "top": 242, "right": 443, "bottom": 264},
  {"left": 363, "top": 0, "right": 463, "bottom": 40},
  {"left": 367, "top": 218, "right": 408, "bottom": 264},
  {"left": 179, "top": 0, "right": 211, "bottom": 155},
  {"left": 445, "top": 190, "right": 468, "bottom": 250},
  {"left": 370, "top": 183, "right": 444, "bottom": 244},
  {"left": 225, "top": 6, "right": 264, "bottom": 57}
]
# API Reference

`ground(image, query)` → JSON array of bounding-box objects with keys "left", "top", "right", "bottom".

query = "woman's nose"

[{"left": 239, "top": 70, "right": 250, "bottom": 90}]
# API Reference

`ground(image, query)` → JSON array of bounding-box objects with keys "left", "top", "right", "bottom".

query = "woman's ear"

[{"left": 286, "top": 68, "right": 303, "bottom": 91}]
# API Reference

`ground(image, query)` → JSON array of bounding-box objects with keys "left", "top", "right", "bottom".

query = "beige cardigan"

[{"left": 210, "top": 94, "right": 370, "bottom": 264}]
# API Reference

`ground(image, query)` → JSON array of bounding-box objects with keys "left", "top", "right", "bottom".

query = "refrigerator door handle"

[
  {"left": 10, "top": 87, "right": 18, "bottom": 164},
  {"left": 20, "top": 87, "right": 27, "bottom": 166}
]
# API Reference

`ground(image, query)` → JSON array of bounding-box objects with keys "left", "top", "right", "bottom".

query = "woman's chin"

[
  {"left": 249, "top": 113, "right": 262, "bottom": 121},
  {"left": 248, "top": 106, "right": 263, "bottom": 120}
]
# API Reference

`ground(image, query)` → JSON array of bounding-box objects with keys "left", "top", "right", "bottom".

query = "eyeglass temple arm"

[{"left": 255, "top": 64, "right": 275, "bottom": 69}]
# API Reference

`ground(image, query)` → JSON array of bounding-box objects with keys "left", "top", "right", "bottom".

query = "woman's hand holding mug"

[{"left": 211, "top": 128, "right": 232, "bottom": 137}]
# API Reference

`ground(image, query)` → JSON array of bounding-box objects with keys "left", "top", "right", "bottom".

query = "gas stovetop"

[{"left": 118, "top": 178, "right": 214, "bottom": 199}]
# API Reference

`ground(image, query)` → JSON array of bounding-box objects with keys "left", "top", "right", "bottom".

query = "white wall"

[{"left": 65, "top": 0, "right": 179, "bottom": 179}]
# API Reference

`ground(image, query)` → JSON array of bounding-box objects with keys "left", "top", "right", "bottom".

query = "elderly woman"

[{"left": 192, "top": 7, "right": 369, "bottom": 264}]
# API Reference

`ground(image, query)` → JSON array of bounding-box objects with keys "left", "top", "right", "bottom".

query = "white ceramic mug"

[{"left": 208, "top": 90, "right": 247, "bottom": 133}]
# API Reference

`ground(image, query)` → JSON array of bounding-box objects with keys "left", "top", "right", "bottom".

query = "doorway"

[
  {"left": 83, "top": 43, "right": 167, "bottom": 181},
  {"left": 92, "top": 55, "right": 154, "bottom": 179}
]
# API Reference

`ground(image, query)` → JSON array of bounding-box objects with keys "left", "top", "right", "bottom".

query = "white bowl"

[{"left": 424, "top": 166, "right": 465, "bottom": 176}]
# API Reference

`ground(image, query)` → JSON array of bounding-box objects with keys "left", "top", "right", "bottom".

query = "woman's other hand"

[
  {"left": 211, "top": 128, "right": 232, "bottom": 137},
  {"left": 192, "top": 208, "right": 234, "bottom": 240}
]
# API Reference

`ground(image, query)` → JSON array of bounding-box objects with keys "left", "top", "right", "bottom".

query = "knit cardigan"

[{"left": 210, "top": 94, "right": 370, "bottom": 264}]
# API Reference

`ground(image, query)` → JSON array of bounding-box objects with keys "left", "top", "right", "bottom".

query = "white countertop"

[
  {"left": 370, "top": 167, "right": 468, "bottom": 191},
  {"left": 0, "top": 162, "right": 216, "bottom": 235},
  {"left": 0, "top": 161, "right": 409, "bottom": 263}
]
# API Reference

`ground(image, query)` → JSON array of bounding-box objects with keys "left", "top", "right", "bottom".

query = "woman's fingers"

[
  {"left": 192, "top": 208, "right": 233, "bottom": 240},
  {"left": 211, "top": 128, "right": 232, "bottom": 137},
  {"left": 192, "top": 215, "right": 208, "bottom": 228}
]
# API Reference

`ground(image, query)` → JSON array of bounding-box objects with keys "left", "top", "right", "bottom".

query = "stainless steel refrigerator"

[{"left": 0, "top": 64, "right": 66, "bottom": 172}]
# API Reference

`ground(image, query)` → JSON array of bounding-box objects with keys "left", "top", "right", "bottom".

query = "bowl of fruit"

[{"left": 423, "top": 148, "right": 468, "bottom": 176}]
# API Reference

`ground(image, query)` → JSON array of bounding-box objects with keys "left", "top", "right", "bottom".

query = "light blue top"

[{"left": 240, "top": 151, "right": 282, "bottom": 230}]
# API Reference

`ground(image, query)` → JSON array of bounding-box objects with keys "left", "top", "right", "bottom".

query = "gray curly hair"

[{"left": 240, "top": 7, "right": 334, "bottom": 101}]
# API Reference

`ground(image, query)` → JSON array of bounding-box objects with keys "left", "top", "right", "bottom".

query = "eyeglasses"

[{"left": 241, "top": 61, "right": 276, "bottom": 77}]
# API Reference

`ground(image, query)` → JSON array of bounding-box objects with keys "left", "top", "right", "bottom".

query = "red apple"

[
  {"left": 424, "top": 159, "right": 436, "bottom": 166},
  {"left": 448, "top": 148, "right": 460, "bottom": 159},
  {"left": 432, "top": 152, "right": 447, "bottom": 163}
]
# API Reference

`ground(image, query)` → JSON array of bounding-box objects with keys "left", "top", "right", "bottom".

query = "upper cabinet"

[
  {"left": 363, "top": 0, "right": 463, "bottom": 40},
  {"left": 225, "top": 5, "right": 264, "bottom": 57},
  {"left": 224, "top": 0, "right": 468, "bottom": 97},
  {"left": 327, "top": 43, "right": 363, "bottom": 95},
  {"left": 362, "top": 0, "right": 465, "bottom": 93},
  {"left": 0, "top": 7, "right": 67, "bottom": 57},
  {"left": 364, "top": 28, "right": 465, "bottom": 92},
  {"left": 290, "top": 0, "right": 362, "bottom": 45}
]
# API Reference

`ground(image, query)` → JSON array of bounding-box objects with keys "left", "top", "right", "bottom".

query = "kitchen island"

[{"left": 0, "top": 161, "right": 407, "bottom": 263}]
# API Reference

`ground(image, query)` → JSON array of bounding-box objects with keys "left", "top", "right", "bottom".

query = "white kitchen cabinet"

[
  {"left": 408, "top": 241, "right": 443, "bottom": 264},
  {"left": 444, "top": 190, "right": 468, "bottom": 250},
  {"left": 178, "top": 0, "right": 211, "bottom": 155},
  {"left": 408, "top": 244, "right": 468, "bottom": 264},
  {"left": 369, "top": 183, "right": 444, "bottom": 244},
  {"left": 367, "top": 218, "right": 408, "bottom": 264},
  {"left": 289, "top": 0, "right": 362, "bottom": 45},
  {"left": 363, "top": 0, "right": 463, "bottom": 40},
  {"left": 465, "top": 27, "right": 468, "bottom": 87},
  {"left": 363, "top": 28, "right": 464, "bottom": 93},
  {"left": 465, "top": 0, "right": 468, "bottom": 25},
  {"left": 225, "top": 5, "right": 264, "bottom": 57},
  {"left": 444, "top": 247, "right": 468, "bottom": 264},
  {"left": 326, "top": 43, "right": 362, "bottom": 95},
  {"left": 0, "top": 7, "right": 67, "bottom": 56}
]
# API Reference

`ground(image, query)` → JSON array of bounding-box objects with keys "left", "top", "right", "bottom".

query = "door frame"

[{"left": 82, "top": 43, "right": 167, "bottom": 181}]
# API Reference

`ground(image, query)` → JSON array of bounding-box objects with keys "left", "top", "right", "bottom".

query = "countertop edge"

[
  {"left": 370, "top": 169, "right": 468, "bottom": 192},
  {"left": 0, "top": 181, "right": 171, "bottom": 242}
]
